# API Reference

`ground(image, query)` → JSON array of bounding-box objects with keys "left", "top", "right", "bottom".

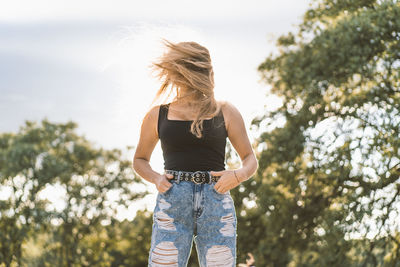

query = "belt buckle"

[{"left": 191, "top": 171, "right": 206, "bottom": 184}]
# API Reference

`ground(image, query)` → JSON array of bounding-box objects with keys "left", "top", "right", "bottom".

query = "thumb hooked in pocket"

[
  {"left": 210, "top": 170, "right": 224, "bottom": 176},
  {"left": 166, "top": 173, "right": 174, "bottom": 179}
]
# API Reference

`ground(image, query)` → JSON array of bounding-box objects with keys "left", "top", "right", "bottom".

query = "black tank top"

[{"left": 158, "top": 103, "right": 228, "bottom": 172}]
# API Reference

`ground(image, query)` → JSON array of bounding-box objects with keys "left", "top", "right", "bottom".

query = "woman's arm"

[
  {"left": 132, "top": 105, "right": 173, "bottom": 193},
  {"left": 210, "top": 101, "right": 259, "bottom": 193}
]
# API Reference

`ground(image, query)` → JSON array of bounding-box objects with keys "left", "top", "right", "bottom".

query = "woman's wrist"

[
  {"left": 234, "top": 168, "right": 248, "bottom": 183},
  {"left": 233, "top": 170, "right": 240, "bottom": 183},
  {"left": 147, "top": 171, "right": 162, "bottom": 185}
]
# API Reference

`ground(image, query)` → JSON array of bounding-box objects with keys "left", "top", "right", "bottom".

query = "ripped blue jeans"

[{"left": 147, "top": 172, "right": 237, "bottom": 266}]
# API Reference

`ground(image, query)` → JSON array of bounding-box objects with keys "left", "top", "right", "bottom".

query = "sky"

[{"left": 0, "top": 0, "right": 311, "bottom": 221}]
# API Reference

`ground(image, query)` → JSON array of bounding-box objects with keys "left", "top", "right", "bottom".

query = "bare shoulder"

[
  {"left": 218, "top": 100, "right": 241, "bottom": 118},
  {"left": 143, "top": 104, "right": 161, "bottom": 123},
  {"left": 217, "top": 100, "right": 243, "bottom": 133},
  {"left": 141, "top": 104, "right": 162, "bottom": 136}
]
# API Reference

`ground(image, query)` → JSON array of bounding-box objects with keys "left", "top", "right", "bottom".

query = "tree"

[
  {"left": 103, "top": 209, "right": 154, "bottom": 267},
  {"left": 249, "top": 0, "right": 400, "bottom": 265},
  {"left": 0, "top": 119, "right": 146, "bottom": 266}
]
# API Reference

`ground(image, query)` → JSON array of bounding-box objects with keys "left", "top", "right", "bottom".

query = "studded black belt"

[{"left": 165, "top": 170, "right": 220, "bottom": 184}]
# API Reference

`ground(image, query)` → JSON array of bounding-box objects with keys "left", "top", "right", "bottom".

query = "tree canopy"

[
  {"left": 248, "top": 0, "right": 400, "bottom": 265},
  {"left": 0, "top": 119, "right": 146, "bottom": 266}
]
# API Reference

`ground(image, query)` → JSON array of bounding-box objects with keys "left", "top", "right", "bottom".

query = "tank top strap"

[
  {"left": 215, "top": 105, "right": 224, "bottom": 120},
  {"left": 157, "top": 104, "right": 169, "bottom": 137},
  {"left": 159, "top": 103, "right": 169, "bottom": 119}
]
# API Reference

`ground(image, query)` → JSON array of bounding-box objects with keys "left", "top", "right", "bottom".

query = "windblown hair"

[{"left": 149, "top": 38, "right": 219, "bottom": 138}]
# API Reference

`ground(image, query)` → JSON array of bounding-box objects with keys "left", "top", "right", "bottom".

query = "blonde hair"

[{"left": 149, "top": 38, "right": 219, "bottom": 138}]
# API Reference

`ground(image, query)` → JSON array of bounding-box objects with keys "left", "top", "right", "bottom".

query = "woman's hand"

[
  {"left": 210, "top": 169, "right": 245, "bottom": 194},
  {"left": 153, "top": 173, "right": 174, "bottom": 193}
]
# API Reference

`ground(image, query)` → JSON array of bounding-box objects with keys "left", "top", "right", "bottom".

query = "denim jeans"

[{"left": 147, "top": 172, "right": 237, "bottom": 266}]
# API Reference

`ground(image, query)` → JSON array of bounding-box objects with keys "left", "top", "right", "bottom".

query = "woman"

[{"left": 133, "top": 39, "right": 258, "bottom": 267}]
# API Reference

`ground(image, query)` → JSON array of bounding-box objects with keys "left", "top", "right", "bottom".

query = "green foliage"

[
  {"left": 0, "top": 119, "right": 146, "bottom": 266},
  {"left": 247, "top": 0, "right": 400, "bottom": 265}
]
